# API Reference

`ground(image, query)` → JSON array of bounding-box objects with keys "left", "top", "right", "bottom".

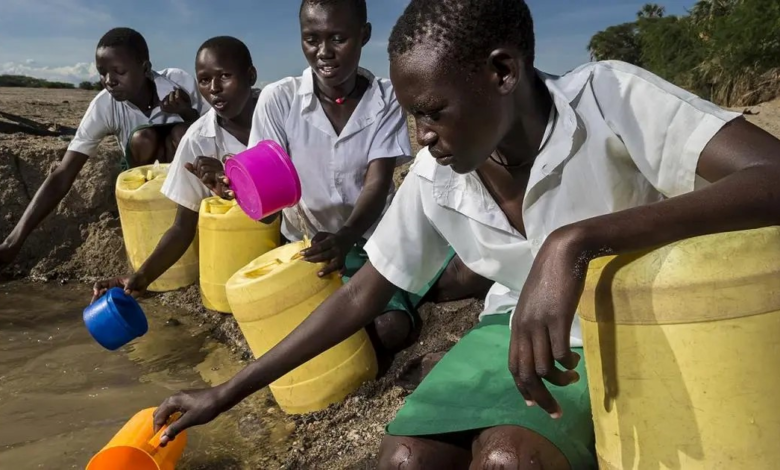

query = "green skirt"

[
  {"left": 342, "top": 239, "right": 455, "bottom": 325},
  {"left": 387, "top": 314, "right": 596, "bottom": 468}
]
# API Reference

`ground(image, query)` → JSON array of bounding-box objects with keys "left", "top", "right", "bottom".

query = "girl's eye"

[
  {"left": 332, "top": 36, "right": 346, "bottom": 44},
  {"left": 304, "top": 37, "right": 317, "bottom": 45},
  {"left": 221, "top": 74, "right": 232, "bottom": 80},
  {"left": 419, "top": 111, "right": 441, "bottom": 122}
]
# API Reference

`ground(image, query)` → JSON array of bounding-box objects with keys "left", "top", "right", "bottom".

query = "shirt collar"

[
  {"left": 198, "top": 88, "right": 261, "bottom": 139},
  {"left": 297, "top": 66, "right": 386, "bottom": 140},
  {"left": 414, "top": 68, "right": 593, "bottom": 235},
  {"left": 199, "top": 108, "right": 219, "bottom": 138}
]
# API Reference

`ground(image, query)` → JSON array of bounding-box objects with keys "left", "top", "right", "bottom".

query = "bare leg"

[
  {"left": 378, "top": 434, "right": 472, "bottom": 470},
  {"left": 428, "top": 254, "right": 493, "bottom": 303},
  {"left": 470, "top": 426, "right": 570, "bottom": 470}
]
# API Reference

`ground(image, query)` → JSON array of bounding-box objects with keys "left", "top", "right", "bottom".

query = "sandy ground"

[{"left": 1, "top": 87, "right": 779, "bottom": 468}]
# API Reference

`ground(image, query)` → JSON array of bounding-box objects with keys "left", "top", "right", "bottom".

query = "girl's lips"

[
  {"left": 435, "top": 155, "right": 455, "bottom": 166},
  {"left": 318, "top": 65, "right": 338, "bottom": 77}
]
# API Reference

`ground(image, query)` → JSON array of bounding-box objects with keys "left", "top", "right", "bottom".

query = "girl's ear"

[
  {"left": 142, "top": 60, "right": 153, "bottom": 78},
  {"left": 248, "top": 66, "right": 258, "bottom": 87},
  {"left": 361, "top": 22, "right": 372, "bottom": 47},
  {"left": 487, "top": 48, "right": 521, "bottom": 96}
]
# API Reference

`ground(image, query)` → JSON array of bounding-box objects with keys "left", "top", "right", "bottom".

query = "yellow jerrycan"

[
  {"left": 198, "top": 197, "right": 280, "bottom": 313},
  {"left": 579, "top": 227, "right": 780, "bottom": 470},
  {"left": 225, "top": 241, "right": 378, "bottom": 414},
  {"left": 115, "top": 164, "right": 199, "bottom": 292}
]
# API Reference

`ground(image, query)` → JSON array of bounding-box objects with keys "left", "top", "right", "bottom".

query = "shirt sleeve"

[
  {"left": 364, "top": 170, "right": 451, "bottom": 294},
  {"left": 367, "top": 94, "right": 413, "bottom": 166},
  {"left": 160, "top": 129, "right": 212, "bottom": 212},
  {"left": 248, "top": 85, "right": 290, "bottom": 149},
  {"left": 67, "top": 93, "right": 112, "bottom": 158},
  {"left": 592, "top": 61, "right": 742, "bottom": 198}
]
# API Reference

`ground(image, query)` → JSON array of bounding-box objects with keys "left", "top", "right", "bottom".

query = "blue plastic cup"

[{"left": 83, "top": 287, "right": 148, "bottom": 351}]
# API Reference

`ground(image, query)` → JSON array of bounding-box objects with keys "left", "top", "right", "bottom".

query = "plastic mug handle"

[{"left": 145, "top": 412, "right": 182, "bottom": 455}]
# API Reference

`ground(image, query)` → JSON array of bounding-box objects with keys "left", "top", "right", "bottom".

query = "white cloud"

[{"left": 0, "top": 61, "right": 98, "bottom": 84}]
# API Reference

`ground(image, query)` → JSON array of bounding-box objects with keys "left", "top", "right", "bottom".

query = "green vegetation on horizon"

[
  {"left": 0, "top": 74, "right": 102, "bottom": 91},
  {"left": 588, "top": 0, "right": 780, "bottom": 106}
]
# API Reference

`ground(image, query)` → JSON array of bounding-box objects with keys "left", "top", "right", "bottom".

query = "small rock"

[{"left": 165, "top": 318, "right": 182, "bottom": 327}]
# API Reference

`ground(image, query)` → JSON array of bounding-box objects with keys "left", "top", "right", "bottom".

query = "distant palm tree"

[
  {"left": 637, "top": 3, "right": 666, "bottom": 18},
  {"left": 689, "top": 0, "right": 739, "bottom": 27}
]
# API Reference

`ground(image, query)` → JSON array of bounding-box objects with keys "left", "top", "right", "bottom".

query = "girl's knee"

[
  {"left": 169, "top": 123, "right": 188, "bottom": 146},
  {"left": 472, "top": 427, "right": 570, "bottom": 470},
  {"left": 378, "top": 437, "right": 416, "bottom": 470},
  {"left": 378, "top": 435, "right": 469, "bottom": 470},
  {"left": 128, "top": 128, "right": 160, "bottom": 167}
]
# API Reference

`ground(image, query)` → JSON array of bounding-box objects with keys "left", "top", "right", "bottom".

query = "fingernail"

[
  {"left": 525, "top": 400, "right": 535, "bottom": 407},
  {"left": 551, "top": 411, "right": 563, "bottom": 419}
]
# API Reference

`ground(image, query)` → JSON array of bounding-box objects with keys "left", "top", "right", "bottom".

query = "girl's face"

[
  {"left": 195, "top": 48, "right": 256, "bottom": 120},
  {"left": 96, "top": 46, "right": 149, "bottom": 102},
  {"left": 391, "top": 49, "right": 513, "bottom": 174},
  {"left": 299, "top": 3, "right": 370, "bottom": 88}
]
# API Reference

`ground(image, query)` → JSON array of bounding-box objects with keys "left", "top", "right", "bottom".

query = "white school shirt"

[
  {"left": 248, "top": 67, "right": 413, "bottom": 242},
  {"left": 365, "top": 60, "right": 742, "bottom": 347},
  {"left": 68, "top": 68, "right": 208, "bottom": 158},
  {"left": 161, "top": 107, "right": 247, "bottom": 212}
]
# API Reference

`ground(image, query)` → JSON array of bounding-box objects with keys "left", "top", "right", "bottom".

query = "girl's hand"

[
  {"left": 301, "top": 230, "right": 356, "bottom": 277},
  {"left": 153, "top": 386, "right": 232, "bottom": 447},
  {"left": 160, "top": 88, "right": 193, "bottom": 117},
  {"left": 185, "top": 156, "right": 234, "bottom": 199},
  {"left": 91, "top": 273, "right": 148, "bottom": 303},
  {"left": 508, "top": 227, "right": 587, "bottom": 418}
]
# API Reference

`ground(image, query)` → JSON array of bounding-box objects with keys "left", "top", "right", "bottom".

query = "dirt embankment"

[{"left": 3, "top": 87, "right": 780, "bottom": 468}]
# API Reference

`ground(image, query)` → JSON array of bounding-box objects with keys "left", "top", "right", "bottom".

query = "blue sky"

[{"left": 0, "top": 0, "right": 698, "bottom": 85}]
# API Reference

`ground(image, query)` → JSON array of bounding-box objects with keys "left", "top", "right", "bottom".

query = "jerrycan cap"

[{"left": 204, "top": 197, "right": 237, "bottom": 215}]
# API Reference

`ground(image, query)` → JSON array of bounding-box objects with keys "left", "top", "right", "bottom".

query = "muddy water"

[{"left": 0, "top": 281, "right": 294, "bottom": 469}]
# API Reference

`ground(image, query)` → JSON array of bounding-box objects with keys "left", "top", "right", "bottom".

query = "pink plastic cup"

[{"left": 224, "top": 140, "right": 302, "bottom": 221}]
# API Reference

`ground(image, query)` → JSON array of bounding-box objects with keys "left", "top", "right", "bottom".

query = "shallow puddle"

[{"left": 0, "top": 281, "right": 293, "bottom": 469}]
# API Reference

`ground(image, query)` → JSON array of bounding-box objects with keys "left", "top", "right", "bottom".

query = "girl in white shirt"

[
  {"left": 154, "top": 0, "right": 780, "bottom": 467},
  {"left": 0, "top": 27, "right": 206, "bottom": 268},
  {"left": 92, "top": 37, "right": 268, "bottom": 301},
  {"left": 195, "top": 0, "right": 490, "bottom": 352}
]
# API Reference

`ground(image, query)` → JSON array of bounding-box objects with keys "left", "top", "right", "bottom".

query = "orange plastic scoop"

[{"left": 86, "top": 408, "right": 187, "bottom": 470}]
